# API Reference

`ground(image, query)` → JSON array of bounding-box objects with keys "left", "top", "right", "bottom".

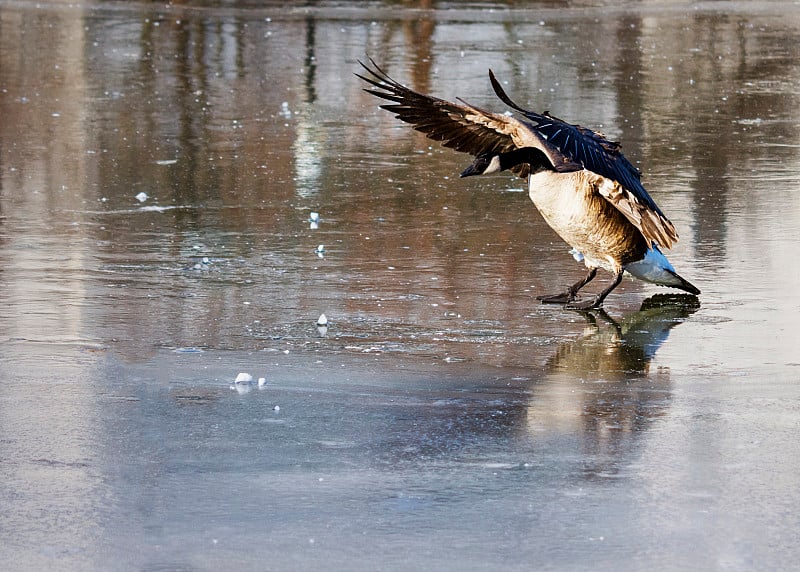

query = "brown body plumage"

[{"left": 529, "top": 169, "right": 648, "bottom": 274}]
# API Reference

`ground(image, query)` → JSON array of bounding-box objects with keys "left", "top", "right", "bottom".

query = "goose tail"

[{"left": 624, "top": 247, "right": 700, "bottom": 295}]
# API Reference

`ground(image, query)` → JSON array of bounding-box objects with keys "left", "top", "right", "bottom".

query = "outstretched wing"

[
  {"left": 357, "top": 59, "right": 678, "bottom": 249},
  {"left": 356, "top": 59, "right": 565, "bottom": 178},
  {"left": 488, "top": 71, "right": 677, "bottom": 247}
]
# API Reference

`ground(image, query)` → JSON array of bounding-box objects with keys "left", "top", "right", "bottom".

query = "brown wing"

[
  {"left": 594, "top": 175, "right": 678, "bottom": 248},
  {"left": 356, "top": 58, "right": 568, "bottom": 178}
]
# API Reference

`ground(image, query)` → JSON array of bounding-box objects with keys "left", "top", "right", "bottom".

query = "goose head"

[{"left": 460, "top": 152, "right": 502, "bottom": 178}]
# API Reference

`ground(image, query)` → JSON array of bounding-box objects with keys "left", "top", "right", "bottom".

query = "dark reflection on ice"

[
  {"left": 531, "top": 294, "right": 700, "bottom": 479},
  {"left": 550, "top": 294, "right": 701, "bottom": 377}
]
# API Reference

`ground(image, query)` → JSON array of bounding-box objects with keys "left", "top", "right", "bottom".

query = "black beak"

[{"left": 460, "top": 163, "right": 480, "bottom": 178}]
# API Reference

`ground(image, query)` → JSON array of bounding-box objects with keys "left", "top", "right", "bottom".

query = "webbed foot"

[
  {"left": 538, "top": 269, "right": 598, "bottom": 306},
  {"left": 537, "top": 292, "right": 575, "bottom": 304}
]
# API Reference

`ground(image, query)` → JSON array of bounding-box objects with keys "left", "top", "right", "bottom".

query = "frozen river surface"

[{"left": 1, "top": 1, "right": 800, "bottom": 570}]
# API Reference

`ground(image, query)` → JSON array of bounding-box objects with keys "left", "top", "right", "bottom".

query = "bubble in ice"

[
  {"left": 135, "top": 192, "right": 148, "bottom": 203},
  {"left": 234, "top": 372, "right": 253, "bottom": 384}
]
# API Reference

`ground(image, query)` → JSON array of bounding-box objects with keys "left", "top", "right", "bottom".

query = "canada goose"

[{"left": 356, "top": 59, "right": 700, "bottom": 309}]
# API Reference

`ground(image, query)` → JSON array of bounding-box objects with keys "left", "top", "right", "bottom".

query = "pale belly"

[{"left": 528, "top": 170, "right": 646, "bottom": 272}]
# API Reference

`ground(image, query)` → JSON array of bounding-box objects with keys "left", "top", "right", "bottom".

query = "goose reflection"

[
  {"left": 526, "top": 294, "right": 699, "bottom": 478},
  {"left": 549, "top": 294, "right": 700, "bottom": 379}
]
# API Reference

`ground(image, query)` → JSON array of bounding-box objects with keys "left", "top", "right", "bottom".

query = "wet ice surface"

[{"left": 2, "top": 1, "right": 800, "bottom": 570}]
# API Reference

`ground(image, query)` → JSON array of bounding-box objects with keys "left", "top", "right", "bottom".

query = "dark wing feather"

[
  {"left": 488, "top": 71, "right": 665, "bottom": 220},
  {"left": 489, "top": 71, "right": 677, "bottom": 247},
  {"left": 356, "top": 59, "right": 530, "bottom": 177}
]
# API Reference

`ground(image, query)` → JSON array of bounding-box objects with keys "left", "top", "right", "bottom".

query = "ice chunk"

[{"left": 234, "top": 372, "right": 253, "bottom": 384}]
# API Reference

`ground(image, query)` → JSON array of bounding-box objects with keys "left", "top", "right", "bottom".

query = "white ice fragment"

[
  {"left": 234, "top": 372, "right": 253, "bottom": 384},
  {"left": 135, "top": 192, "right": 148, "bottom": 203},
  {"left": 258, "top": 377, "right": 267, "bottom": 388},
  {"left": 316, "top": 313, "right": 328, "bottom": 326}
]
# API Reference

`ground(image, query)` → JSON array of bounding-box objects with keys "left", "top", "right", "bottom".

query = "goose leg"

[
  {"left": 537, "top": 268, "right": 597, "bottom": 304},
  {"left": 565, "top": 270, "right": 624, "bottom": 310}
]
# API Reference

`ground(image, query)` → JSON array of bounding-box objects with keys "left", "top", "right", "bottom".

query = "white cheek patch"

[{"left": 484, "top": 154, "right": 502, "bottom": 174}]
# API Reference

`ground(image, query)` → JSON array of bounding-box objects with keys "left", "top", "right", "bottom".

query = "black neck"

[{"left": 498, "top": 147, "right": 554, "bottom": 174}]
